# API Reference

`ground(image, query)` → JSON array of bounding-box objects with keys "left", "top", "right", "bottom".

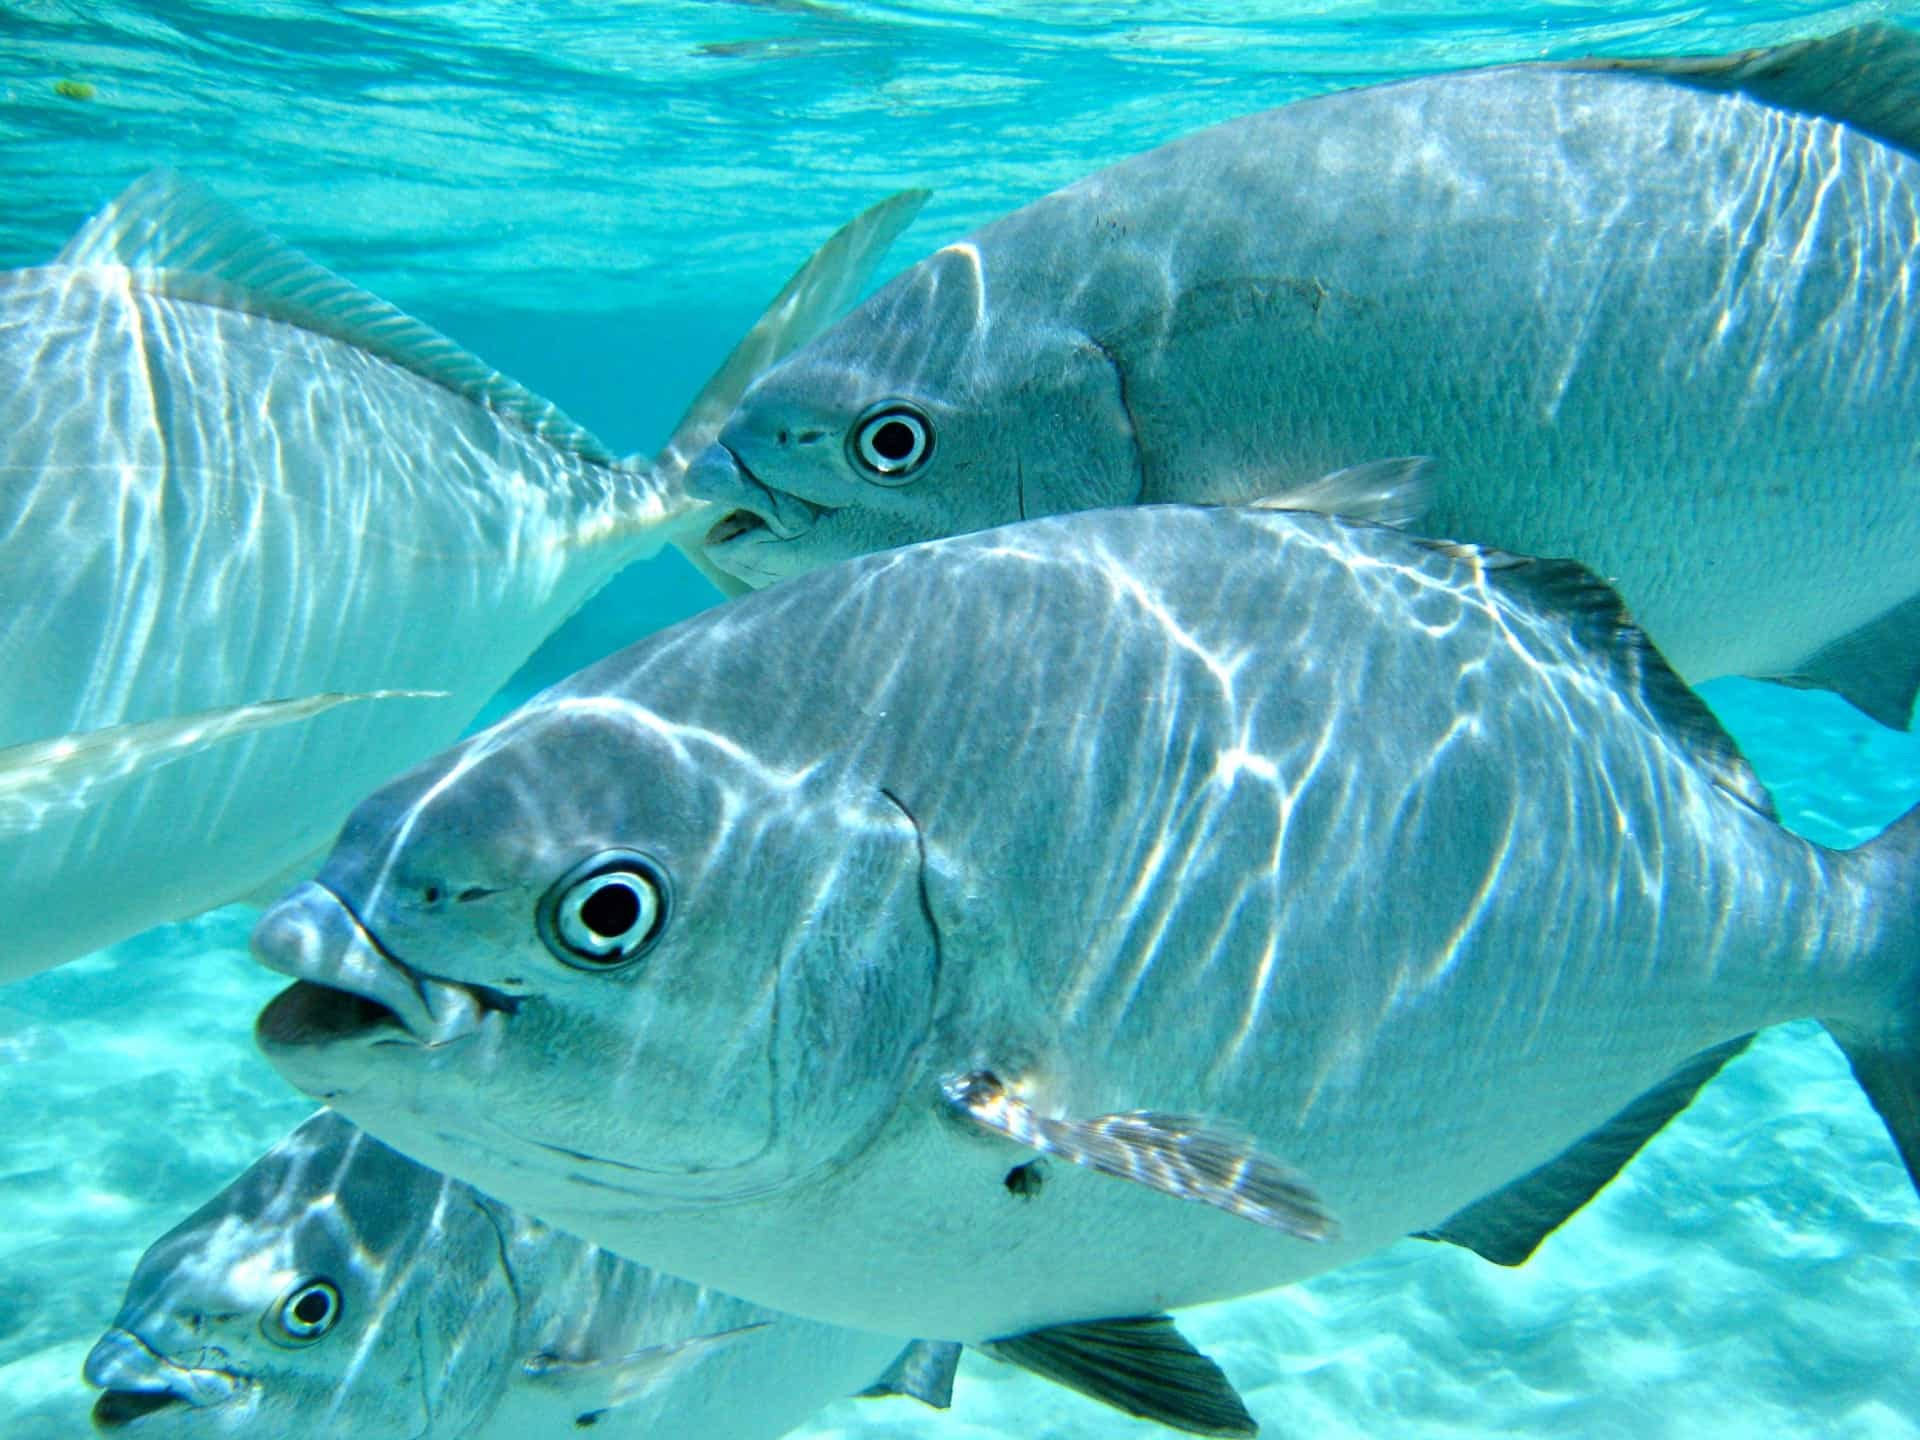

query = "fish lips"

[
  {"left": 85, "top": 1327, "right": 242, "bottom": 1429},
  {"left": 253, "top": 882, "right": 503, "bottom": 1087},
  {"left": 686, "top": 443, "right": 824, "bottom": 559}
]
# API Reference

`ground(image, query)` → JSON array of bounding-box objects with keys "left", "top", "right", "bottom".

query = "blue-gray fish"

[
  {"left": 0, "top": 171, "right": 924, "bottom": 982},
  {"left": 248, "top": 501, "right": 1920, "bottom": 1416},
  {"left": 688, "top": 23, "right": 1920, "bottom": 727},
  {"left": 87, "top": 1109, "right": 1247, "bottom": 1437},
  {"left": 84, "top": 1109, "right": 954, "bottom": 1439}
]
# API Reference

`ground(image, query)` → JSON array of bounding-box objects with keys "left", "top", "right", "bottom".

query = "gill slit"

[{"left": 1080, "top": 331, "right": 1146, "bottom": 503}]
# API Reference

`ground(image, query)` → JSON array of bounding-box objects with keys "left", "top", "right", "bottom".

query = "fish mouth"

[
  {"left": 252, "top": 882, "right": 512, "bottom": 1061},
  {"left": 91, "top": 1389, "right": 187, "bottom": 1429},
  {"left": 85, "top": 1327, "right": 240, "bottom": 1429},
  {"left": 688, "top": 444, "right": 826, "bottom": 553},
  {"left": 257, "top": 979, "right": 410, "bottom": 1050}
]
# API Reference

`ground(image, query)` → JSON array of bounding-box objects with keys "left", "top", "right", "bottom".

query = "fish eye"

[
  {"left": 849, "top": 402, "right": 933, "bottom": 483},
  {"left": 266, "top": 1278, "right": 340, "bottom": 1347},
  {"left": 540, "top": 850, "right": 670, "bottom": 970}
]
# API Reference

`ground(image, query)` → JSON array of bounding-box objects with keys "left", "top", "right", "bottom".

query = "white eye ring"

[
  {"left": 544, "top": 853, "right": 669, "bottom": 969},
  {"left": 270, "top": 1279, "right": 340, "bottom": 1346},
  {"left": 850, "top": 403, "right": 933, "bottom": 482}
]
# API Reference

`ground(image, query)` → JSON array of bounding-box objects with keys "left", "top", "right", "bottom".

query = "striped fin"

[
  {"left": 940, "top": 1070, "right": 1337, "bottom": 1242},
  {"left": 57, "top": 169, "right": 615, "bottom": 465},
  {"left": 0, "top": 691, "right": 444, "bottom": 839}
]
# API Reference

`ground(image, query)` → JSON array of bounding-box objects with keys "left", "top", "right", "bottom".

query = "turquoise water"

[{"left": 6, "top": 1, "right": 1920, "bottom": 1435}]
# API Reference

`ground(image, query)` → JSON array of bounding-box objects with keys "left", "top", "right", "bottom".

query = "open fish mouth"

[
  {"left": 252, "top": 882, "right": 509, "bottom": 1054},
  {"left": 91, "top": 1388, "right": 188, "bottom": 1429},
  {"left": 257, "top": 979, "right": 410, "bottom": 1049},
  {"left": 687, "top": 444, "right": 824, "bottom": 549},
  {"left": 706, "top": 507, "right": 770, "bottom": 547}
]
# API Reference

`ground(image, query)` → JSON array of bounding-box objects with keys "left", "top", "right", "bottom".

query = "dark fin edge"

[
  {"left": 1410, "top": 537, "right": 1776, "bottom": 820},
  {"left": 983, "top": 1316, "right": 1257, "bottom": 1438},
  {"left": 857, "top": 1339, "right": 962, "bottom": 1409},
  {"left": 1562, "top": 23, "right": 1920, "bottom": 163},
  {"left": 1419, "top": 1034, "right": 1755, "bottom": 1265},
  {"left": 1761, "top": 589, "right": 1920, "bottom": 732}
]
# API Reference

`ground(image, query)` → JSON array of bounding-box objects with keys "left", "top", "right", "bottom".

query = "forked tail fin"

[{"left": 1826, "top": 799, "right": 1920, "bottom": 1192}]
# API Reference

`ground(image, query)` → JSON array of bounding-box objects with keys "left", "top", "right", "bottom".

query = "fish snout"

[
  {"left": 686, "top": 443, "right": 820, "bottom": 545},
  {"left": 253, "top": 883, "right": 485, "bottom": 1055},
  {"left": 85, "top": 1328, "right": 238, "bottom": 1428}
]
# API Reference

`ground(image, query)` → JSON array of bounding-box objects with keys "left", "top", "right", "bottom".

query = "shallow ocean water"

[{"left": 5, "top": 1, "right": 1920, "bottom": 1435}]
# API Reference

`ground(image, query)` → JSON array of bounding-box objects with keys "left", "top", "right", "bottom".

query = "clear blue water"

[{"left": 5, "top": 2, "right": 1920, "bottom": 1435}]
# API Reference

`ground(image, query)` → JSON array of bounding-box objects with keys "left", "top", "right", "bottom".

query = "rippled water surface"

[{"left": 5, "top": 2, "right": 1920, "bottom": 1437}]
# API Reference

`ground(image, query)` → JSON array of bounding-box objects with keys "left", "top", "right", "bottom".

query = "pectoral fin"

[
  {"left": 1418, "top": 1034, "right": 1754, "bottom": 1265},
  {"left": 0, "top": 691, "right": 445, "bottom": 840},
  {"left": 1247, "top": 455, "right": 1433, "bottom": 530},
  {"left": 522, "top": 1322, "right": 768, "bottom": 1410},
  {"left": 857, "top": 1339, "right": 963, "bottom": 1409},
  {"left": 1760, "top": 590, "right": 1920, "bottom": 731},
  {"left": 941, "top": 1070, "right": 1336, "bottom": 1241},
  {"left": 983, "top": 1315, "right": 1256, "bottom": 1437}
]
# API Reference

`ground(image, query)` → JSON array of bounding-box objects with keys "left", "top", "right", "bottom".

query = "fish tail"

[{"left": 1825, "top": 799, "right": 1920, "bottom": 1196}]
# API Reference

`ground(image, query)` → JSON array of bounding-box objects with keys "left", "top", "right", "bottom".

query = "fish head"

[
  {"left": 86, "top": 1112, "right": 518, "bottom": 1436},
  {"left": 253, "top": 690, "right": 941, "bottom": 1213},
  {"left": 688, "top": 240, "right": 1140, "bottom": 586}
]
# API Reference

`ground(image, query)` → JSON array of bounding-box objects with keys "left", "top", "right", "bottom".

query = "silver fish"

[
  {"left": 88, "top": 1109, "right": 1243, "bottom": 1437},
  {"left": 84, "top": 1109, "right": 953, "bottom": 1439},
  {"left": 0, "top": 170, "right": 925, "bottom": 982},
  {"left": 688, "top": 24, "right": 1920, "bottom": 727},
  {"left": 250, "top": 502, "right": 1920, "bottom": 1422}
]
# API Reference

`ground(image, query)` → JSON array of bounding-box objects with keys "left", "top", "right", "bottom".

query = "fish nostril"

[{"left": 796, "top": 428, "right": 826, "bottom": 444}]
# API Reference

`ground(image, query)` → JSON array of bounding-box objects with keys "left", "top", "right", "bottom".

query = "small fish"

[
  {"left": 89, "top": 1110, "right": 1248, "bottom": 1437},
  {"left": 0, "top": 171, "right": 925, "bottom": 982},
  {"left": 252, "top": 503, "right": 1920, "bottom": 1420},
  {"left": 688, "top": 23, "right": 1920, "bottom": 728}
]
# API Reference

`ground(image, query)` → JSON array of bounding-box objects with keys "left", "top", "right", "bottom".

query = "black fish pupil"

[
  {"left": 582, "top": 883, "right": 640, "bottom": 939},
  {"left": 293, "top": 1290, "right": 331, "bottom": 1326},
  {"left": 871, "top": 419, "right": 917, "bottom": 461}
]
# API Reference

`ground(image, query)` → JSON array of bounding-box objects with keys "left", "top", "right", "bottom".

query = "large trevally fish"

[
  {"left": 84, "top": 1109, "right": 956, "bottom": 1439},
  {"left": 687, "top": 23, "right": 1920, "bottom": 728},
  {"left": 88, "top": 1109, "right": 1251, "bottom": 1437},
  {"left": 251, "top": 503, "right": 1920, "bottom": 1418},
  {"left": 0, "top": 171, "right": 924, "bottom": 982}
]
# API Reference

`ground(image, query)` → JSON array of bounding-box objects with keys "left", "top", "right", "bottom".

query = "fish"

[
  {"left": 686, "top": 23, "right": 1920, "bottom": 729},
  {"left": 84, "top": 1109, "right": 955, "bottom": 1439},
  {"left": 88, "top": 1108, "right": 1254, "bottom": 1437},
  {"left": 0, "top": 169, "right": 925, "bottom": 982},
  {"left": 249, "top": 500, "right": 1920, "bottom": 1420}
]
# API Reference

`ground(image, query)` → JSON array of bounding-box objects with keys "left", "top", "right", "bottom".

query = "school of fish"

[{"left": 5, "top": 18, "right": 1919, "bottom": 1440}]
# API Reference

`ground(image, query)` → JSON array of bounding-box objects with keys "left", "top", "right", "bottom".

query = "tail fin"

[{"left": 1825, "top": 800, "right": 1920, "bottom": 1192}]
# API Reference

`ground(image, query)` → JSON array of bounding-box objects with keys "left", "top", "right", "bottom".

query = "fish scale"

[
  {"left": 691, "top": 26, "right": 1920, "bottom": 728},
  {"left": 253, "top": 504, "right": 1920, "bottom": 1373}
]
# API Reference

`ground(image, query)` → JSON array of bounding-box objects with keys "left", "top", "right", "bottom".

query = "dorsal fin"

[
  {"left": 1562, "top": 23, "right": 1920, "bottom": 161},
  {"left": 57, "top": 169, "right": 614, "bottom": 465},
  {"left": 1414, "top": 537, "right": 1777, "bottom": 820}
]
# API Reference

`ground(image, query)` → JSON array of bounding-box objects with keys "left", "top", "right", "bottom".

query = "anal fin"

[
  {"left": 857, "top": 1339, "right": 963, "bottom": 1409},
  {"left": 1418, "top": 1034, "right": 1754, "bottom": 1265},
  {"left": 941, "top": 1070, "right": 1336, "bottom": 1241},
  {"left": 983, "top": 1315, "right": 1255, "bottom": 1437},
  {"left": 1761, "top": 590, "right": 1920, "bottom": 731}
]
